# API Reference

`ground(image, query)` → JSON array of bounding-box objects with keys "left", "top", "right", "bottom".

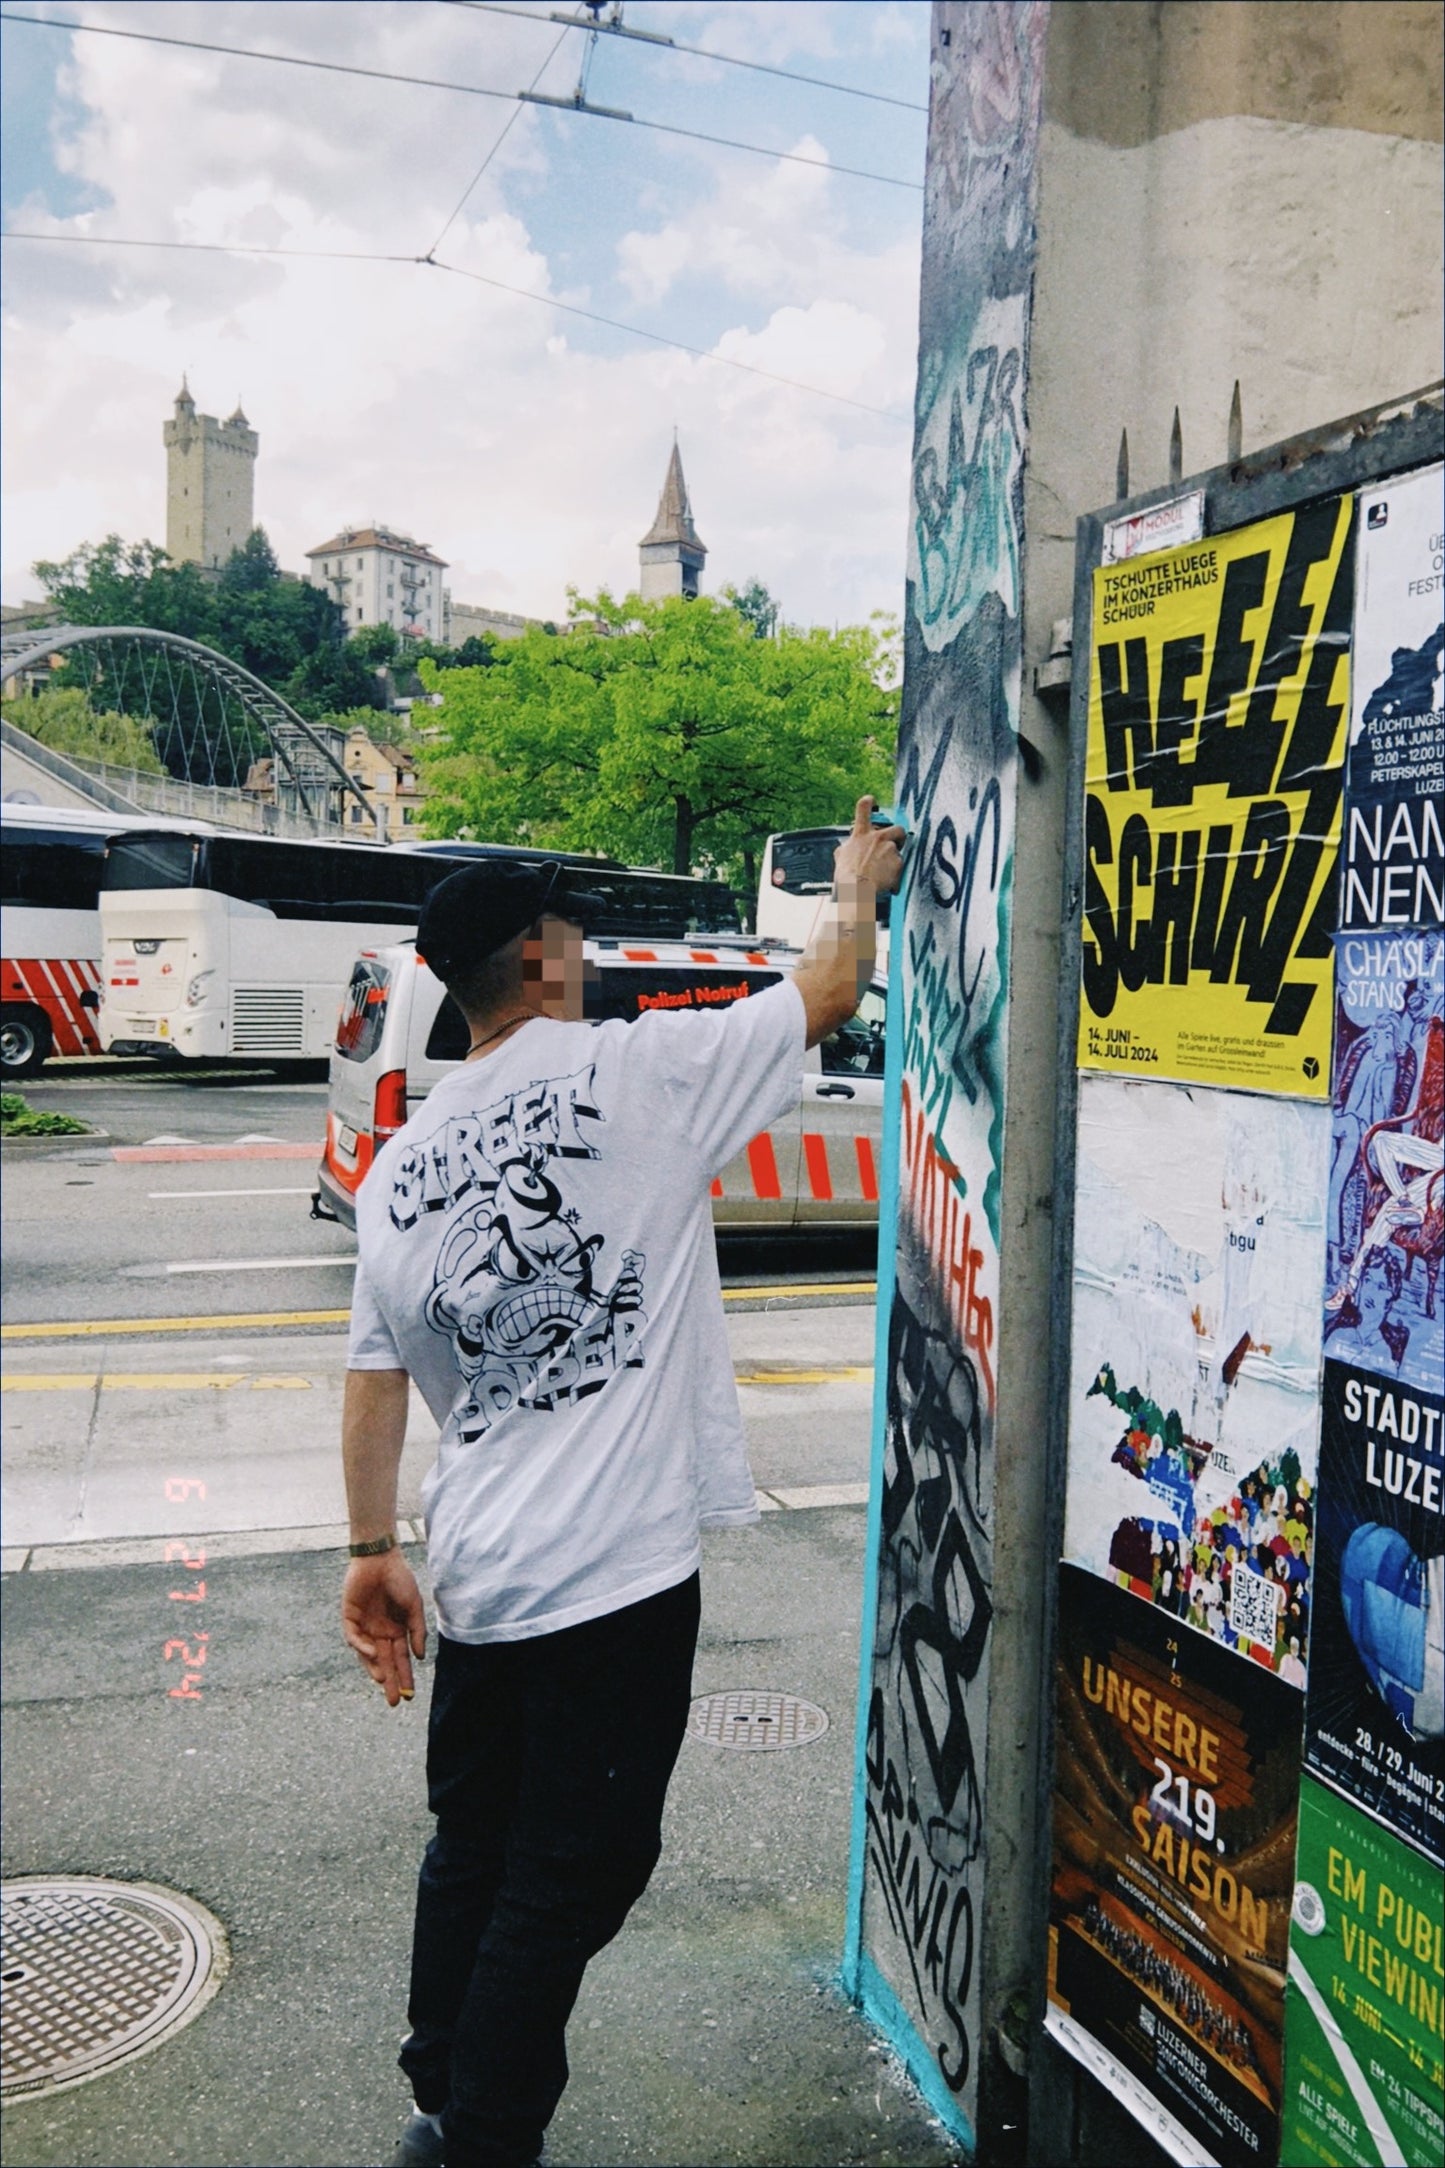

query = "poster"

[
  {"left": 1049, "top": 1563, "right": 1303, "bottom": 2167},
  {"left": 1066, "top": 1075, "right": 1329, "bottom": 1683},
  {"left": 1080, "top": 495, "right": 1353, "bottom": 1096},
  {"left": 1324, "top": 929, "right": 1443, "bottom": 1394},
  {"left": 1303, "top": 1360, "right": 1444, "bottom": 1868},
  {"left": 1341, "top": 463, "right": 1444, "bottom": 934},
  {"left": 1283, "top": 1775, "right": 1444, "bottom": 2166}
]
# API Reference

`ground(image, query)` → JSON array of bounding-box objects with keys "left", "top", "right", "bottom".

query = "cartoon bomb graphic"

[{"left": 426, "top": 1143, "right": 645, "bottom": 1438}]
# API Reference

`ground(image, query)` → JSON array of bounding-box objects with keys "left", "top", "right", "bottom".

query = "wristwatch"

[{"left": 349, "top": 1532, "right": 398, "bottom": 1558}]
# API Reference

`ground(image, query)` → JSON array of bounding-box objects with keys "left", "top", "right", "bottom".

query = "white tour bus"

[
  {"left": 313, "top": 930, "right": 886, "bottom": 1234},
  {"left": 98, "top": 830, "right": 744, "bottom": 1064},
  {"left": 0, "top": 803, "right": 208, "bottom": 1077},
  {"left": 756, "top": 825, "right": 893, "bottom": 964}
]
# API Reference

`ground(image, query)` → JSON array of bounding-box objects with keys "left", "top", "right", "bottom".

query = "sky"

[{"left": 0, "top": 0, "right": 929, "bottom": 630}]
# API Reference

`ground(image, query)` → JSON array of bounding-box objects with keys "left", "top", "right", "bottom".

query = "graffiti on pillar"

[{"left": 852, "top": 0, "right": 1048, "bottom": 2137}]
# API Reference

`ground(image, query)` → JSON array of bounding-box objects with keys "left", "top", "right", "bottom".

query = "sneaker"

[{"left": 392, "top": 2110, "right": 446, "bottom": 2167}]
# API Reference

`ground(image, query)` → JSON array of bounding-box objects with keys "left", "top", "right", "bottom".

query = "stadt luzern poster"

[
  {"left": 1048, "top": 1564, "right": 1303, "bottom": 2168},
  {"left": 1282, "top": 1775, "right": 1444, "bottom": 2167},
  {"left": 1303, "top": 1359, "right": 1444, "bottom": 1870},
  {"left": 1079, "top": 495, "right": 1353, "bottom": 1096},
  {"left": 1340, "top": 462, "right": 1444, "bottom": 935},
  {"left": 1065, "top": 1074, "right": 1329, "bottom": 1684},
  {"left": 1323, "top": 927, "right": 1444, "bottom": 1397}
]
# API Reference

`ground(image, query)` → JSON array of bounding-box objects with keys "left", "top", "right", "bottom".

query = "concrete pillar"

[{"left": 843, "top": 5, "right": 1049, "bottom": 2154}]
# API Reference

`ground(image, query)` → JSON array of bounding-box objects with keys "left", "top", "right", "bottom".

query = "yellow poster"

[{"left": 1079, "top": 496, "right": 1353, "bottom": 1096}]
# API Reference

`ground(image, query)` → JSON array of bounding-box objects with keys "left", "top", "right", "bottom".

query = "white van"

[{"left": 311, "top": 934, "right": 886, "bottom": 1235}]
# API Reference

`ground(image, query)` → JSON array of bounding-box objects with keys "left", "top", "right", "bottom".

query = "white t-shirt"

[{"left": 347, "top": 977, "right": 806, "bottom": 1643}]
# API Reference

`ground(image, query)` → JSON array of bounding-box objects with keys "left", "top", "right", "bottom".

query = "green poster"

[{"left": 1284, "top": 1776, "right": 1444, "bottom": 2165}]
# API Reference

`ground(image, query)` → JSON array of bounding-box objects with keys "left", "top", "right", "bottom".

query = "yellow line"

[
  {"left": 735, "top": 1367, "right": 873, "bottom": 1386},
  {"left": 2, "top": 1283, "right": 876, "bottom": 1342},
  {"left": 722, "top": 1281, "right": 877, "bottom": 1303},
  {"left": 2, "top": 1374, "right": 314, "bottom": 1392},
  {"left": 2, "top": 1309, "right": 353, "bottom": 1341}
]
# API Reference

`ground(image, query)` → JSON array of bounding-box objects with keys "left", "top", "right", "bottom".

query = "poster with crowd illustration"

[{"left": 1064, "top": 1075, "right": 1329, "bottom": 1685}]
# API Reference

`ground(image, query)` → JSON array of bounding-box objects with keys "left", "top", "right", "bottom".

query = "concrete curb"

[{"left": 0, "top": 1487, "right": 872, "bottom": 1575}]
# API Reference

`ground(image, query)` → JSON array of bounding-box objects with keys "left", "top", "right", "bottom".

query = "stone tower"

[
  {"left": 638, "top": 440, "right": 706, "bottom": 600},
  {"left": 164, "top": 381, "right": 259, "bottom": 570}
]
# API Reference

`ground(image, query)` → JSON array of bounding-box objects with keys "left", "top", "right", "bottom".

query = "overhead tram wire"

[
  {"left": 439, "top": 1, "right": 929, "bottom": 113},
  {"left": 0, "top": 232, "right": 909, "bottom": 425},
  {"left": 0, "top": 12, "right": 922, "bottom": 194},
  {"left": 428, "top": 24, "right": 569, "bottom": 257}
]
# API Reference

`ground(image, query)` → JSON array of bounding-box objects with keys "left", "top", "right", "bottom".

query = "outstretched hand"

[
  {"left": 342, "top": 1549, "right": 427, "bottom": 1707},
  {"left": 833, "top": 796, "right": 906, "bottom": 896}
]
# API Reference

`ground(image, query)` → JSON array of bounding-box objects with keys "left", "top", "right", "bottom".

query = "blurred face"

[{"left": 521, "top": 915, "right": 591, "bottom": 1020}]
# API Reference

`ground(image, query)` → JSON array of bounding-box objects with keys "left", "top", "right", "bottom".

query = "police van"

[{"left": 312, "top": 934, "right": 886, "bottom": 1234}]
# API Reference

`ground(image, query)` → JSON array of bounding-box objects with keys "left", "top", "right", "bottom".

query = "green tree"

[
  {"left": 349, "top": 621, "right": 401, "bottom": 665},
  {"left": 727, "top": 578, "right": 780, "bottom": 640},
  {"left": 30, "top": 528, "right": 380, "bottom": 780},
  {"left": 429, "top": 634, "right": 496, "bottom": 671},
  {"left": 35, "top": 535, "right": 219, "bottom": 643},
  {"left": 2, "top": 686, "right": 166, "bottom": 772},
  {"left": 417, "top": 590, "right": 897, "bottom": 887}
]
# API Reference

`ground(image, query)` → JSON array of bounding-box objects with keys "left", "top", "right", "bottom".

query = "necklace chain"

[{"left": 465, "top": 1013, "right": 533, "bottom": 1059}]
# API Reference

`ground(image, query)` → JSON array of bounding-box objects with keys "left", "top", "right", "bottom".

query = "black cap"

[{"left": 416, "top": 860, "right": 565, "bottom": 979}]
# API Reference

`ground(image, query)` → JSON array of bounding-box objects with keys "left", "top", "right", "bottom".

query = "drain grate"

[
  {"left": 687, "top": 1689, "right": 829, "bottom": 1751},
  {"left": 1, "top": 1878, "right": 227, "bottom": 2102}
]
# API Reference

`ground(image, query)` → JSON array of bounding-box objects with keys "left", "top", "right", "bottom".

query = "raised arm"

[{"left": 791, "top": 795, "right": 906, "bottom": 1050}]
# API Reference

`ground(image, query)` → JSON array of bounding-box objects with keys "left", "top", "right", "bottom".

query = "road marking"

[
  {"left": 736, "top": 1366, "right": 873, "bottom": 1385},
  {"left": 113, "top": 1142, "right": 319, "bottom": 1163},
  {"left": 0, "top": 1280, "right": 877, "bottom": 1341},
  {"left": 2, "top": 1309, "right": 354, "bottom": 1340},
  {"left": 148, "top": 1187, "right": 315, "bottom": 1199},
  {"left": 721, "top": 1280, "right": 876, "bottom": 1303},
  {"left": 3, "top": 1367, "right": 863, "bottom": 1392},
  {"left": 2, "top": 1374, "right": 314, "bottom": 1393},
  {"left": 157, "top": 1255, "right": 355, "bottom": 1276}
]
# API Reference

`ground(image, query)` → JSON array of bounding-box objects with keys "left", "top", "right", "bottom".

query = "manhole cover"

[
  {"left": 687, "top": 1690, "right": 829, "bottom": 1751},
  {"left": 1, "top": 1877, "right": 228, "bottom": 2102}
]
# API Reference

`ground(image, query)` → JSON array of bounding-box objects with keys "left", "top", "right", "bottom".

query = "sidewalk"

[{"left": 0, "top": 1509, "right": 965, "bottom": 2168}]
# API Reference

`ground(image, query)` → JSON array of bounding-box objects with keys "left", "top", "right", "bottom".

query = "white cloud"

[{"left": 2, "top": 1, "right": 923, "bottom": 629}]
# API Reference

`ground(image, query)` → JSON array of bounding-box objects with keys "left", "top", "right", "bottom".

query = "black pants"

[{"left": 399, "top": 1572, "right": 701, "bottom": 2168}]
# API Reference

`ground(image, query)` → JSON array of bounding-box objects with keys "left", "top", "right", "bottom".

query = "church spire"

[{"left": 638, "top": 439, "right": 706, "bottom": 600}]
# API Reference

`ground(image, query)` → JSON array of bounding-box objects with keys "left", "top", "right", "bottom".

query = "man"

[{"left": 340, "top": 798, "right": 905, "bottom": 2168}]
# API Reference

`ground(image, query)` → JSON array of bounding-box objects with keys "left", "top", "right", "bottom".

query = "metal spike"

[
  {"left": 1169, "top": 408, "right": 1183, "bottom": 486},
  {"left": 1228, "top": 380, "right": 1242, "bottom": 464},
  {"left": 1115, "top": 428, "right": 1129, "bottom": 501}
]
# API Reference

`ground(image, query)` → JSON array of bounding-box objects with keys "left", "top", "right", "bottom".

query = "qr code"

[{"left": 1230, "top": 1566, "right": 1279, "bottom": 1648}]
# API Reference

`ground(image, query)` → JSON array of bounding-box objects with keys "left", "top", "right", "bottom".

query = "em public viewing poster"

[
  {"left": 1303, "top": 1359, "right": 1444, "bottom": 1870},
  {"left": 1048, "top": 1563, "right": 1302, "bottom": 2168},
  {"left": 1323, "top": 926, "right": 1444, "bottom": 1398},
  {"left": 1341, "top": 462, "right": 1444, "bottom": 935},
  {"left": 1079, "top": 496, "right": 1353, "bottom": 1096},
  {"left": 1064, "top": 1074, "right": 1328, "bottom": 1685},
  {"left": 1283, "top": 1775, "right": 1444, "bottom": 2167}
]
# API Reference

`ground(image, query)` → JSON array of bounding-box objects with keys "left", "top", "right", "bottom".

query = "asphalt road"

[
  {"left": 6, "top": 1065, "right": 880, "bottom": 1328},
  {"left": 3, "top": 1065, "right": 883, "bottom": 1559}
]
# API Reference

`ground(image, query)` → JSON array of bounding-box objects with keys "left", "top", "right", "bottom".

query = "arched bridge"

[{"left": 0, "top": 622, "right": 379, "bottom": 830}]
